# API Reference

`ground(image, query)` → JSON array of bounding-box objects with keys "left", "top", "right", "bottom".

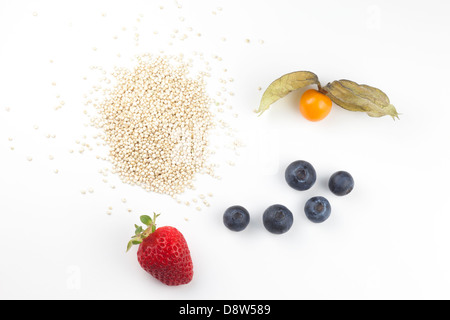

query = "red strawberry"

[{"left": 127, "top": 214, "right": 193, "bottom": 286}]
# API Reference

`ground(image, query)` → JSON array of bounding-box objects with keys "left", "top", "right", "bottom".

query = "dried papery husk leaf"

[
  {"left": 323, "top": 80, "right": 399, "bottom": 119},
  {"left": 257, "top": 71, "right": 320, "bottom": 115}
]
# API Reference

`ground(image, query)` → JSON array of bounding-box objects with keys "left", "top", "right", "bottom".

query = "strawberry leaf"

[
  {"left": 127, "top": 213, "right": 160, "bottom": 252},
  {"left": 135, "top": 226, "right": 143, "bottom": 235},
  {"left": 126, "top": 240, "right": 133, "bottom": 252},
  {"left": 140, "top": 215, "right": 152, "bottom": 226}
]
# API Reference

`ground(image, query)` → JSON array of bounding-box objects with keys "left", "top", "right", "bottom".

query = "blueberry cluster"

[{"left": 223, "top": 160, "right": 354, "bottom": 234}]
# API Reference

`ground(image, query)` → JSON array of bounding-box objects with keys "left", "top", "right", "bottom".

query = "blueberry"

[
  {"left": 328, "top": 171, "right": 354, "bottom": 196},
  {"left": 223, "top": 206, "right": 250, "bottom": 231},
  {"left": 263, "top": 204, "right": 293, "bottom": 234},
  {"left": 304, "top": 196, "right": 331, "bottom": 223},
  {"left": 285, "top": 160, "right": 316, "bottom": 191}
]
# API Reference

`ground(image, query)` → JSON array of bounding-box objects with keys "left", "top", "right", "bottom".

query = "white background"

[{"left": 1, "top": 0, "right": 450, "bottom": 300}]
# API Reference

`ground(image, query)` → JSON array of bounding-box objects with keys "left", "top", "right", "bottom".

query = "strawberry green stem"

[{"left": 126, "top": 213, "right": 160, "bottom": 252}]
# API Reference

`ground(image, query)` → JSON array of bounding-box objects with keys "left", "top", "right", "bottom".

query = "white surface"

[{"left": 1, "top": 0, "right": 450, "bottom": 300}]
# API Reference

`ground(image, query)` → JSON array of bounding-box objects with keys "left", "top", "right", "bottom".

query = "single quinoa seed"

[{"left": 93, "top": 55, "right": 213, "bottom": 196}]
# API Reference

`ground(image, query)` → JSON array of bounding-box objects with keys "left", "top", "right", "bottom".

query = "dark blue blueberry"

[
  {"left": 223, "top": 206, "right": 250, "bottom": 232},
  {"left": 285, "top": 160, "right": 316, "bottom": 191},
  {"left": 328, "top": 171, "right": 354, "bottom": 196},
  {"left": 304, "top": 196, "right": 331, "bottom": 223},
  {"left": 263, "top": 204, "right": 293, "bottom": 234}
]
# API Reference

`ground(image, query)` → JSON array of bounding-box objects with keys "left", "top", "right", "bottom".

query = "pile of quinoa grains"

[
  {"left": 83, "top": 57, "right": 243, "bottom": 211},
  {"left": 1, "top": 2, "right": 269, "bottom": 216},
  {"left": 90, "top": 53, "right": 223, "bottom": 197}
]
